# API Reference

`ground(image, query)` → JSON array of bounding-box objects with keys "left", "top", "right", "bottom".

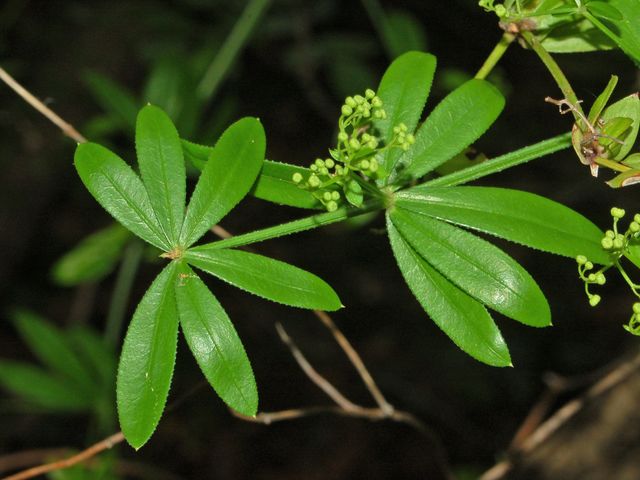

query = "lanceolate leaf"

[
  {"left": 387, "top": 219, "right": 511, "bottom": 367},
  {"left": 390, "top": 208, "right": 551, "bottom": 327},
  {"left": 83, "top": 72, "right": 139, "bottom": 130},
  {"left": 588, "top": 75, "right": 618, "bottom": 125},
  {"left": 395, "top": 186, "right": 610, "bottom": 264},
  {"left": 12, "top": 310, "right": 94, "bottom": 393},
  {"left": 374, "top": 51, "right": 436, "bottom": 177},
  {"left": 175, "top": 263, "right": 257, "bottom": 416},
  {"left": 180, "top": 118, "right": 265, "bottom": 247},
  {"left": 184, "top": 248, "right": 342, "bottom": 310},
  {"left": 600, "top": 93, "right": 640, "bottom": 160},
  {"left": 594, "top": 0, "right": 640, "bottom": 66},
  {"left": 52, "top": 224, "right": 131, "bottom": 286},
  {"left": 398, "top": 79, "right": 505, "bottom": 181},
  {"left": 75, "top": 143, "right": 170, "bottom": 251},
  {"left": 136, "top": 105, "right": 186, "bottom": 243},
  {"left": 0, "top": 361, "right": 91, "bottom": 411},
  {"left": 117, "top": 262, "right": 179, "bottom": 450}
]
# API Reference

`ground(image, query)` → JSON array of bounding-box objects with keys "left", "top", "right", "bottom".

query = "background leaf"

[
  {"left": 373, "top": 51, "right": 437, "bottom": 177},
  {"left": 83, "top": 71, "right": 139, "bottom": 131},
  {"left": 390, "top": 208, "right": 551, "bottom": 327},
  {"left": 251, "top": 161, "right": 319, "bottom": 209},
  {"left": 539, "top": 17, "right": 617, "bottom": 53},
  {"left": 387, "top": 218, "right": 511, "bottom": 367},
  {"left": 74, "top": 142, "right": 170, "bottom": 251},
  {"left": 51, "top": 224, "right": 131, "bottom": 286},
  {"left": 175, "top": 263, "right": 258, "bottom": 416},
  {"left": 117, "top": 262, "right": 179, "bottom": 449},
  {"left": 180, "top": 117, "right": 265, "bottom": 247},
  {"left": 395, "top": 186, "right": 610, "bottom": 264},
  {"left": 592, "top": 0, "right": 640, "bottom": 65},
  {"left": 136, "top": 105, "right": 186, "bottom": 244},
  {"left": 399, "top": 79, "right": 505, "bottom": 181},
  {"left": 184, "top": 248, "right": 342, "bottom": 310}
]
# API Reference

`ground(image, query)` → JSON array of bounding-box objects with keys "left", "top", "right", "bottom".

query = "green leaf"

[
  {"left": 600, "top": 93, "right": 640, "bottom": 159},
  {"left": 390, "top": 208, "right": 551, "bottom": 327},
  {"left": 84, "top": 72, "right": 139, "bottom": 130},
  {"left": 117, "top": 262, "right": 179, "bottom": 449},
  {"left": 184, "top": 248, "right": 342, "bottom": 310},
  {"left": 586, "top": 1, "right": 623, "bottom": 20},
  {"left": 180, "top": 117, "right": 265, "bottom": 247},
  {"left": 11, "top": 310, "right": 94, "bottom": 393},
  {"left": 399, "top": 79, "right": 505, "bottom": 181},
  {"left": 344, "top": 179, "right": 364, "bottom": 207},
  {"left": 175, "top": 263, "right": 257, "bottom": 416},
  {"left": 540, "top": 17, "right": 617, "bottom": 53},
  {"left": 67, "top": 326, "right": 116, "bottom": 390},
  {"left": 607, "top": 0, "right": 640, "bottom": 65},
  {"left": 252, "top": 161, "right": 320, "bottom": 209},
  {"left": 606, "top": 168, "right": 640, "bottom": 187},
  {"left": 74, "top": 143, "right": 171, "bottom": 251},
  {"left": 381, "top": 9, "right": 428, "bottom": 58},
  {"left": 587, "top": 75, "right": 618, "bottom": 124},
  {"left": 622, "top": 152, "right": 640, "bottom": 168},
  {"left": 0, "top": 361, "right": 91, "bottom": 411},
  {"left": 181, "top": 139, "right": 210, "bottom": 170},
  {"left": 52, "top": 224, "right": 131, "bottom": 286},
  {"left": 395, "top": 186, "right": 610, "bottom": 264},
  {"left": 374, "top": 51, "right": 437, "bottom": 176},
  {"left": 136, "top": 105, "right": 186, "bottom": 244},
  {"left": 387, "top": 218, "right": 511, "bottom": 367}
]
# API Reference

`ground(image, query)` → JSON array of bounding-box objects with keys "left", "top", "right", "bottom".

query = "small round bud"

[
  {"left": 292, "top": 173, "right": 303, "bottom": 184},
  {"left": 369, "top": 159, "right": 379, "bottom": 172},
  {"left": 601, "top": 237, "right": 614, "bottom": 250},
  {"left": 310, "top": 164, "right": 318, "bottom": 172},
  {"left": 611, "top": 207, "right": 626, "bottom": 218},
  {"left": 589, "top": 295, "right": 601, "bottom": 307},
  {"left": 371, "top": 97, "right": 383, "bottom": 108},
  {"left": 585, "top": 261, "right": 594, "bottom": 270},
  {"left": 341, "top": 105, "right": 353, "bottom": 116},
  {"left": 362, "top": 109, "right": 371, "bottom": 118},
  {"left": 373, "top": 109, "right": 384, "bottom": 119},
  {"left": 495, "top": 4, "right": 507, "bottom": 17},
  {"left": 308, "top": 174, "right": 321, "bottom": 188},
  {"left": 349, "top": 138, "right": 361, "bottom": 150},
  {"left": 613, "top": 238, "right": 624, "bottom": 249},
  {"left": 319, "top": 167, "right": 329, "bottom": 176},
  {"left": 606, "top": 230, "right": 615, "bottom": 239},
  {"left": 398, "top": 123, "right": 408, "bottom": 132},
  {"left": 367, "top": 139, "right": 378, "bottom": 149},
  {"left": 631, "top": 222, "right": 640, "bottom": 233},
  {"left": 596, "top": 273, "right": 606, "bottom": 285},
  {"left": 393, "top": 125, "right": 401, "bottom": 134},
  {"left": 354, "top": 95, "right": 365, "bottom": 105},
  {"left": 406, "top": 133, "right": 415, "bottom": 144},
  {"left": 323, "top": 192, "right": 332, "bottom": 201},
  {"left": 365, "top": 88, "right": 375, "bottom": 99},
  {"left": 315, "top": 158, "right": 324, "bottom": 167},
  {"left": 326, "top": 200, "right": 338, "bottom": 212},
  {"left": 588, "top": 273, "right": 596, "bottom": 282},
  {"left": 635, "top": 213, "right": 640, "bottom": 224},
  {"left": 576, "top": 255, "right": 588, "bottom": 265},
  {"left": 633, "top": 303, "right": 640, "bottom": 315},
  {"left": 325, "top": 159, "right": 335, "bottom": 168},
  {"left": 361, "top": 133, "right": 371, "bottom": 142},
  {"left": 338, "top": 132, "right": 348, "bottom": 142},
  {"left": 331, "top": 191, "right": 340, "bottom": 201},
  {"left": 345, "top": 96, "right": 357, "bottom": 108},
  {"left": 360, "top": 159, "right": 370, "bottom": 170}
]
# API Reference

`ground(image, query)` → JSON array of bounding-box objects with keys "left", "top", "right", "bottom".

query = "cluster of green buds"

[
  {"left": 576, "top": 207, "right": 640, "bottom": 333},
  {"left": 478, "top": 0, "right": 507, "bottom": 18},
  {"left": 293, "top": 88, "right": 416, "bottom": 211}
]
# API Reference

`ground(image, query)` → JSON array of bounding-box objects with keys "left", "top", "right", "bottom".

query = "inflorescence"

[
  {"left": 293, "top": 88, "right": 415, "bottom": 212},
  {"left": 576, "top": 207, "right": 640, "bottom": 335}
]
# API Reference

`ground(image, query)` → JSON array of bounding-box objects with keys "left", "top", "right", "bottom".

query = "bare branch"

[
  {"left": 1, "top": 432, "right": 124, "bottom": 480},
  {"left": 0, "top": 67, "right": 87, "bottom": 143}
]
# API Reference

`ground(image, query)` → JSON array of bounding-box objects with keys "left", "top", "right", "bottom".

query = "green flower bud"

[
  {"left": 588, "top": 273, "right": 596, "bottom": 282},
  {"left": 613, "top": 238, "right": 624, "bottom": 249},
  {"left": 345, "top": 96, "right": 357, "bottom": 108},
  {"left": 310, "top": 164, "right": 318, "bottom": 172},
  {"left": 308, "top": 174, "right": 321, "bottom": 188},
  {"left": 393, "top": 125, "right": 401, "bottom": 134},
  {"left": 354, "top": 95, "right": 365, "bottom": 104},
  {"left": 365, "top": 88, "right": 375, "bottom": 99},
  {"left": 363, "top": 109, "right": 371, "bottom": 118},
  {"left": 406, "top": 133, "right": 415, "bottom": 144},
  {"left": 585, "top": 261, "right": 594, "bottom": 270},
  {"left": 398, "top": 123, "right": 408, "bottom": 132},
  {"left": 606, "top": 230, "right": 615, "bottom": 239},
  {"left": 601, "top": 237, "right": 614, "bottom": 250},
  {"left": 349, "top": 138, "right": 361, "bottom": 150},
  {"left": 292, "top": 172, "right": 303, "bottom": 184},
  {"left": 341, "top": 105, "right": 353, "bottom": 116},
  {"left": 631, "top": 222, "right": 640, "bottom": 233},
  {"left": 369, "top": 159, "right": 379, "bottom": 172},
  {"left": 326, "top": 200, "right": 338, "bottom": 212},
  {"left": 495, "top": 4, "right": 507, "bottom": 17},
  {"left": 576, "top": 255, "right": 588, "bottom": 265},
  {"left": 589, "top": 294, "right": 601, "bottom": 307},
  {"left": 371, "top": 96, "right": 383, "bottom": 108},
  {"left": 338, "top": 131, "right": 348, "bottom": 142},
  {"left": 596, "top": 273, "right": 606, "bottom": 285},
  {"left": 611, "top": 207, "right": 626, "bottom": 219},
  {"left": 367, "top": 139, "right": 378, "bottom": 149},
  {"left": 635, "top": 213, "right": 640, "bottom": 223},
  {"left": 633, "top": 303, "right": 640, "bottom": 315},
  {"left": 373, "top": 109, "right": 384, "bottom": 119},
  {"left": 360, "top": 159, "right": 370, "bottom": 170},
  {"left": 315, "top": 158, "right": 324, "bottom": 167},
  {"left": 319, "top": 167, "right": 329, "bottom": 176},
  {"left": 325, "top": 158, "right": 335, "bottom": 168},
  {"left": 331, "top": 191, "right": 340, "bottom": 200}
]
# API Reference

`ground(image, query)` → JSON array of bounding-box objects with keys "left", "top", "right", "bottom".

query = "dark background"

[{"left": 0, "top": 1, "right": 639, "bottom": 479}]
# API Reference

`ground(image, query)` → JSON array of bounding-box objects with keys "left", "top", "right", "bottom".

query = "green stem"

[
  {"left": 104, "top": 241, "right": 144, "bottom": 346},
  {"left": 475, "top": 32, "right": 516, "bottom": 80},
  {"left": 196, "top": 0, "right": 271, "bottom": 100},
  {"left": 595, "top": 156, "right": 631, "bottom": 173},
  {"left": 191, "top": 200, "right": 384, "bottom": 251},
  {"left": 521, "top": 31, "right": 584, "bottom": 122},
  {"left": 423, "top": 132, "right": 572, "bottom": 187}
]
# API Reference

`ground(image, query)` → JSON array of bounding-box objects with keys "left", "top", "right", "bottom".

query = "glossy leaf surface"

[
  {"left": 175, "top": 263, "right": 257, "bottom": 416},
  {"left": 600, "top": 93, "right": 640, "bottom": 160},
  {"left": 390, "top": 208, "right": 551, "bottom": 327},
  {"left": 399, "top": 79, "right": 505, "bottom": 181},
  {"left": 184, "top": 248, "right": 342, "bottom": 310},
  {"left": 374, "top": 51, "right": 436, "bottom": 176},
  {"left": 136, "top": 105, "right": 186, "bottom": 243},
  {"left": 117, "top": 263, "right": 179, "bottom": 449},
  {"left": 388, "top": 219, "right": 511, "bottom": 367},
  {"left": 75, "top": 143, "right": 170, "bottom": 251},
  {"left": 395, "top": 186, "right": 609, "bottom": 264},
  {"left": 180, "top": 118, "right": 265, "bottom": 247}
]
